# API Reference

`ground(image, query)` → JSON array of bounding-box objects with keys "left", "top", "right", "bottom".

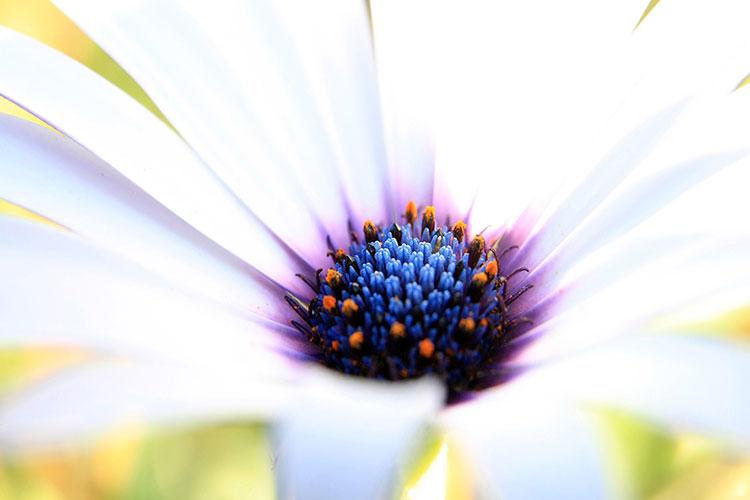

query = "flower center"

[{"left": 287, "top": 202, "right": 532, "bottom": 399}]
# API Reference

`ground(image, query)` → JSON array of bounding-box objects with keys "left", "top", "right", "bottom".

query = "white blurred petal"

[
  {"left": 0, "top": 114, "right": 295, "bottom": 319},
  {"left": 515, "top": 150, "right": 748, "bottom": 313},
  {"left": 442, "top": 391, "right": 608, "bottom": 500},
  {"left": 612, "top": 0, "right": 750, "bottom": 142},
  {"left": 0, "top": 216, "right": 294, "bottom": 370},
  {"left": 551, "top": 152, "right": 747, "bottom": 272},
  {"left": 0, "top": 360, "right": 291, "bottom": 453},
  {"left": 513, "top": 335, "right": 750, "bottom": 443},
  {"left": 513, "top": 237, "right": 750, "bottom": 365},
  {"left": 369, "top": 0, "right": 440, "bottom": 213},
  {"left": 53, "top": 0, "right": 388, "bottom": 256},
  {"left": 623, "top": 89, "right": 750, "bottom": 239},
  {"left": 274, "top": 368, "right": 443, "bottom": 500},
  {"left": 434, "top": 0, "right": 646, "bottom": 227},
  {"left": 0, "top": 27, "right": 310, "bottom": 293},
  {"left": 510, "top": 102, "right": 686, "bottom": 273}
]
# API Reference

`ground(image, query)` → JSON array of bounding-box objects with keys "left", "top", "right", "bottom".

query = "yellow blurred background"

[{"left": 1, "top": 1, "right": 749, "bottom": 498}]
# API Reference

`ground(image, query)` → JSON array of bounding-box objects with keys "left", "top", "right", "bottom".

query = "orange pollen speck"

[
  {"left": 363, "top": 220, "right": 378, "bottom": 243},
  {"left": 331, "top": 340, "right": 340, "bottom": 351},
  {"left": 389, "top": 321, "right": 406, "bottom": 339},
  {"left": 471, "top": 235, "right": 486, "bottom": 251},
  {"left": 452, "top": 221, "right": 467, "bottom": 243},
  {"left": 485, "top": 260, "right": 498, "bottom": 278},
  {"left": 422, "top": 206, "right": 436, "bottom": 232},
  {"left": 349, "top": 331, "right": 364, "bottom": 349},
  {"left": 334, "top": 249, "right": 346, "bottom": 262},
  {"left": 322, "top": 295, "right": 337, "bottom": 312},
  {"left": 459, "top": 317, "right": 476, "bottom": 333},
  {"left": 326, "top": 268, "right": 342, "bottom": 288},
  {"left": 472, "top": 272, "right": 489, "bottom": 287},
  {"left": 342, "top": 298, "right": 359, "bottom": 318},
  {"left": 418, "top": 339, "right": 435, "bottom": 358},
  {"left": 405, "top": 201, "right": 418, "bottom": 224}
]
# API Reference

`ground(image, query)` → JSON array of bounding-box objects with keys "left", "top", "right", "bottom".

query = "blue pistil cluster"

[{"left": 287, "top": 202, "right": 532, "bottom": 397}]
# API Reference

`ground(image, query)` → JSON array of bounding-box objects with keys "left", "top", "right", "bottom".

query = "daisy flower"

[{"left": 2, "top": 0, "right": 750, "bottom": 498}]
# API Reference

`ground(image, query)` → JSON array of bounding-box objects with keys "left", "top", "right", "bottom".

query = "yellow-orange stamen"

[
  {"left": 322, "top": 295, "right": 337, "bottom": 313},
  {"left": 331, "top": 340, "right": 340, "bottom": 351},
  {"left": 422, "top": 205, "right": 436, "bottom": 233},
  {"left": 471, "top": 272, "right": 489, "bottom": 287},
  {"left": 458, "top": 317, "right": 476, "bottom": 334},
  {"left": 452, "top": 221, "right": 467, "bottom": 243},
  {"left": 418, "top": 338, "right": 435, "bottom": 358},
  {"left": 405, "top": 201, "right": 418, "bottom": 224},
  {"left": 326, "top": 268, "right": 343, "bottom": 290},
  {"left": 349, "top": 331, "right": 364, "bottom": 349},
  {"left": 342, "top": 298, "right": 359, "bottom": 319},
  {"left": 363, "top": 220, "right": 378, "bottom": 243},
  {"left": 468, "top": 235, "right": 486, "bottom": 268},
  {"left": 485, "top": 260, "right": 498, "bottom": 279},
  {"left": 389, "top": 321, "right": 406, "bottom": 339}
]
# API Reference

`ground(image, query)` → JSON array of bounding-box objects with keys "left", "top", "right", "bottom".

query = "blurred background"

[{"left": 1, "top": 1, "right": 749, "bottom": 498}]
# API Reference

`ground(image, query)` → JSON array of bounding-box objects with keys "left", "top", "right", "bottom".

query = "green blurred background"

[{"left": 1, "top": 1, "right": 749, "bottom": 498}]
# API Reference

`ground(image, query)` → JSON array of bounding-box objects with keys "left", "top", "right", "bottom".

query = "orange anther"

[
  {"left": 363, "top": 220, "right": 378, "bottom": 243},
  {"left": 485, "top": 260, "right": 498, "bottom": 279},
  {"left": 471, "top": 272, "right": 489, "bottom": 287},
  {"left": 325, "top": 268, "right": 343, "bottom": 289},
  {"left": 458, "top": 317, "right": 476, "bottom": 334},
  {"left": 331, "top": 340, "right": 340, "bottom": 351},
  {"left": 349, "top": 331, "right": 364, "bottom": 349},
  {"left": 405, "top": 201, "right": 418, "bottom": 224},
  {"left": 389, "top": 321, "right": 406, "bottom": 339},
  {"left": 452, "top": 221, "right": 467, "bottom": 243},
  {"left": 422, "top": 206, "right": 436, "bottom": 233},
  {"left": 468, "top": 235, "right": 486, "bottom": 268},
  {"left": 342, "top": 298, "right": 359, "bottom": 319},
  {"left": 322, "top": 295, "right": 337, "bottom": 312},
  {"left": 418, "top": 338, "right": 435, "bottom": 358}
]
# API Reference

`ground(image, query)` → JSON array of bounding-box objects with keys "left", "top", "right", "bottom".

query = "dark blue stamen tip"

[{"left": 287, "top": 203, "right": 533, "bottom": 399}]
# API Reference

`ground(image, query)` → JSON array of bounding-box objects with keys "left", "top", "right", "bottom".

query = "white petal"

[
  {"left": 274, "top": 368, "right": 443, "bottom": 500},
  {"left": 53, "top": 0, "right": 388, "bottom": 255},
  {"left": 0, "top": 216, "right": 295, "bottom": 370},
  {"left": 432, "top": 0, "right": 647, "bottom": 226},
  {"left": 512, "top": 237, "right": 750, "bottom": 365},
  {"left": 369, "top": 0, "right": 440, "bottom": 213},
  {"left": 613, "top": 0, "right": 750, "bottom": 140},
  {"left": 621, "top": 89, "right": 750, "bottom": 239},
  {"left": 268, "top": 0, "right": 391, "bottom": 223},
  {"left": 0, "top": 27, "right": 311, "bottom": 292},
  {"left": 553, "top": 152, "right": 747, "bottom": 269},
  {"left": 0, "top": 113, "right": 297, "bottom": 319},
  {"left": 508, "top": 102, "right": 686, "bottom": 273},
  {"left": 0, "top": 359, "right": 290, "bottom": 453},
  {"left": 514, "top": 150, "right": 748, "bottom": 314},
  {"left": 457, "top": 0, "right": 750, "bottom": 233},
  {"left": 513, "top": 334, "right": 750, "bottom": 443},
  {"left": 442, "top": 391, "right": 609, "bottom": 500}
]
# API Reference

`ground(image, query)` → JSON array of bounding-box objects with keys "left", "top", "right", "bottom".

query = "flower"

[{"left": 2, "top": 0, "right": 750, "bottom": 498}]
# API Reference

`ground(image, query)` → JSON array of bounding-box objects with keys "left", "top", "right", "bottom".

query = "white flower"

[{"left": 1, "top": 0, "right": 750, "bottom": 498}]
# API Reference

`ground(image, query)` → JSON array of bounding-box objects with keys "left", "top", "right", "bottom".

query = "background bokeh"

[{"left": 1, "top": 1, "right": 749, "bottom": 498}]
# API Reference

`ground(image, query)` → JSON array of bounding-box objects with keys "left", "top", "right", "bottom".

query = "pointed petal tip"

[{"left": 634, "top": 0, "right": 662, "bottom": 31}]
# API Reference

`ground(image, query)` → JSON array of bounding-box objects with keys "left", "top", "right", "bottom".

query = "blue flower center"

[{"left": 287, "top": 203, "right": 532, "bottom": 399}]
